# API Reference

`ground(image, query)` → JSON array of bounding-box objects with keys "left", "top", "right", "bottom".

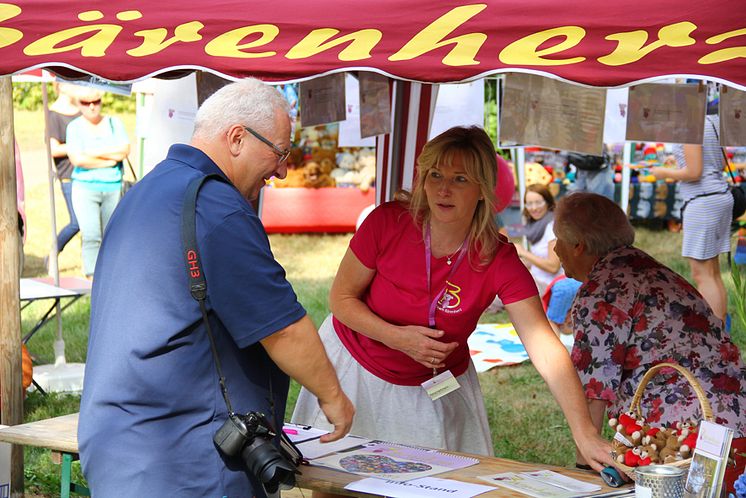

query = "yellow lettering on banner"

[
  {"left": 23, "top": 10, "right": 135, "bottom": 57},
  {"left": 699, "top": 28, "right": 746, "bottom": 64},
  {"left": 499, "top": 26, "right": 585, "bottom": 65},
  {"left": 204, "top": 24, "right": 278, "bottom": 58},
  {"left": 598, "top": 22, "right": 696, "bottom": 66},
  {"left": 128, "top": 21, "right": 204, "bottom": 57},
  {"left": 389, "top": 4, "right": 487, "bottom": 66},
  {"left": 0, "top": 3, "right": 23, "bottom": 48},
  {"left": 286, "top": 28, "right": 381, "bottom": 61}
]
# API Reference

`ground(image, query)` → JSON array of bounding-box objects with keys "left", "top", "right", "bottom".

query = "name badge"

[{"left": 421, "top": 370, "right": 461, "bottom": 401}]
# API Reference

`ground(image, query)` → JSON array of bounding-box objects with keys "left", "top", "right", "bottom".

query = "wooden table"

[
  {"left": 0, "top": 414, "right": 86, "bottom": 497},
  {"left": 0, "top": 413, "right": 626, "bottom": 497}
]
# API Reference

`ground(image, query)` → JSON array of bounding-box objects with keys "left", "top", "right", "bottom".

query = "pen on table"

[
  {"left": 587, "top": 488, "right": 635, "bottom": 498},
  {"left": 283, "top": 428, "right": 298, "bottom": 435}
]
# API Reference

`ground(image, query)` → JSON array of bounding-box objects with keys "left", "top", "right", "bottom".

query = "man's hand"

[{"left": 318, "top": 392, "right": 355, "bottom": 442}]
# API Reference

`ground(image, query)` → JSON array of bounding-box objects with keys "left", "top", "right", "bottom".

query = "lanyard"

[{"left": 424, "top": 223, "right": 468, "bottom": 329}]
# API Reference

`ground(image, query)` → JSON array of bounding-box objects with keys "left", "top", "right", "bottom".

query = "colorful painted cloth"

[{"left": 571, "top": 245, "right": 746, "bottom": 437}]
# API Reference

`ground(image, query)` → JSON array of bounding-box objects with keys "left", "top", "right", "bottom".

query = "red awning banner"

[{"left": 1, "top": 0, "right": 745, "bottom": 88}]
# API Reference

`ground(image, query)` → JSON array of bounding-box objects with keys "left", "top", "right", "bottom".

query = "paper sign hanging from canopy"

[
  {"left": 359, "top": 72, "right": 391, "bottom": 139},
  {"left": 499, "top": 73, "right": 606, "bottom": 155},
  {"left": 428, "top": 80, "right": 485, "bottom": 140},
  {"left": 300, "top": 73, "right": 346, "bottom": 127},
  {"left": 720, "top": 86, "right": 746, "bottom": 146},
  {"left": 626, "top": 83, "right": 707, "bottom": 144},
  {"left": 338, "top": 74, "right": 376, "bottom": 147}
]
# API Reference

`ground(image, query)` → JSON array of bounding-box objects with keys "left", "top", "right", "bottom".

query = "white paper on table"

[
  {"left": 296, "top": 434, "right": 371, "bottom": 460},
  {"left": 478, "top": 472, "right": 580, "bottom": 498},
  {"left": 519, "top": 470, "right": 601, "bottom": 493},
  {"left": 281, "top": 423, "right": 329, "bottom": 444},
  {"left": 345, "top": 476, "right": 496, "bottom": 498}
]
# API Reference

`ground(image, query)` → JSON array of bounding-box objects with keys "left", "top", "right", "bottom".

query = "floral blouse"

[{"left": 571, "top": 246, "right": 746, "bottom": 437}]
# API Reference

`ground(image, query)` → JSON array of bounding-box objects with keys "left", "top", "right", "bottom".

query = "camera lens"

[{"left": 241, "top": 437, "right": 296, "bottom": 494}]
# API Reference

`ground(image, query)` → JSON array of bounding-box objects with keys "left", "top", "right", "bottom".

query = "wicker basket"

[{"left": 611, "top": 362, "right": 713, "bottom": 477}]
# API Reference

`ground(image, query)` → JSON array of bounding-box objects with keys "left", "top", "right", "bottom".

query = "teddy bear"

[
  {"left": 659, "top": 433, "right": 683, "bottom": 462},
  {"left": 642, "top": 427, "right": 669, "bottom": 449},
  {"left": 311, "top": 146, "right": 337, "bottom": 165},
  {"left": 610, "top": 412, "right": 645, "bottom": 446},
  {"left": 640, "top": 443, "right": 659, "bottom": 464},
  {"left": 357, "top": 154, "right": 376, "bottom": 192},
  {"left": 303, "top": 160, "right": 336, "bottom": 188},
  {"left": 272, "top": 166, "right": 306, "bottom": 188}
]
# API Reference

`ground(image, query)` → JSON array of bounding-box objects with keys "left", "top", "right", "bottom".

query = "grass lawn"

[{"left": 12, "top": 107, "right": 746, "bottom": 496}]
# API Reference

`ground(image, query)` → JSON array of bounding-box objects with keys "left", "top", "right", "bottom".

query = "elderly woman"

[
  {"left": 553, "top": 192, "right": 746, "bottom": 493},
  {"left": 66, "top": 88, "right": 130, "bottom": 278},
  {"left": 293, "top": 127, "right": 614, "bottom": 495}
]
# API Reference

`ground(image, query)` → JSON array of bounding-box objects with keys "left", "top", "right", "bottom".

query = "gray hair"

[
  {"left": 192, "top": 78, "right": 289, "bottom": 140},
  {"left": 554, "top": 192, "right": 635, "bottom": 257}
]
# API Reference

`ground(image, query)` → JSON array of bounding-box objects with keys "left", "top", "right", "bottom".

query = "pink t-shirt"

[{"left": 334, "top": 202, "right": 537, "bottom": 386}]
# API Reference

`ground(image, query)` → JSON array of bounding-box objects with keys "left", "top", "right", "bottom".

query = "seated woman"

[
  {"left": 513, "top": 184, "right": 579, "bottom": 335},
  {"left": 293, "top": 126, "right": 615, "bottom": 498},
  {"left": 553, "top": 192, "right": 746, "bottom": 494}
]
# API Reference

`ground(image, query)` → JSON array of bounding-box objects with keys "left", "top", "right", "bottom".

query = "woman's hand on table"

[
  {"left": 387, "top": 325, "right": 458, "bottom": 369},
  {"left": 575, "top": 430, "right": 621, "bottom": 474}
]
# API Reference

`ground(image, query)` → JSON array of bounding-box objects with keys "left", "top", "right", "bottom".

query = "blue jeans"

[
  {"left": 573, "top": 168, "right": 614, "bottom": 200},
  {"left": 71, "top": 184, "right": 120, "bottom": 277},
  {"left": 57, "top": 180, "right": 79, "bottom": 252}
]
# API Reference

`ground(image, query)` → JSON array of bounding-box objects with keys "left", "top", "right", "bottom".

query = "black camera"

[{"left": 214, "top": 411, "right": 300, "bottom": 494}]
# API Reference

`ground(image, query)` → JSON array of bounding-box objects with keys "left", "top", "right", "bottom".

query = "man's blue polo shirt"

[{"left": 79, "top": 144, "right": 306, "bottom": 497}]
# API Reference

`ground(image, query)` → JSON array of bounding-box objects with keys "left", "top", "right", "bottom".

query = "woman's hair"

[
  {"left": 404, "top": 126, "right": 501, "bottom": 266},
  {"left": 192, "top": 78, "right": 290, "bottom": 140},
  {"left": 554, "top": 192, "right": 634, "bottom": 256},
  {"left": 522, "top": 183, "right": 555, "bottom": 222},
  {"left": 76, "top": 88, "right": 103, "bottom": 103}
]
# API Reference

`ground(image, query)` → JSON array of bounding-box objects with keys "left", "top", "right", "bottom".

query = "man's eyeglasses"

[
  {"left": 79, "top": 99, "right": 102, "bottom": 106},
  {"left": 243, "top": 126, "right": 290, "bottom": 164}
]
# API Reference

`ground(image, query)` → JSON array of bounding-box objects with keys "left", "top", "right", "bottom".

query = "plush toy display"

[
  {"left": 332, "top": 147, "right": 376, "bottom": 191},
  {"left": 609, "top": 413, "right": 699, "bottom": 467}
]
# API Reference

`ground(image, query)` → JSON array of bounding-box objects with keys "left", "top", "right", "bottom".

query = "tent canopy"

[{"left": 2, "top": 0, "right": 745, "bottom": 88}]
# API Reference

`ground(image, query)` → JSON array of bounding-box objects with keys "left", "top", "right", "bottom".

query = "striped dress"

[{"left": 673, "top": 115, "right": 733, "bottom": 260}]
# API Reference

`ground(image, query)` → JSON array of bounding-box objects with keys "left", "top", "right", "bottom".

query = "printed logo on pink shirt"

[{"left": 438, "top": 281, "right": 463, "bottom": 314}]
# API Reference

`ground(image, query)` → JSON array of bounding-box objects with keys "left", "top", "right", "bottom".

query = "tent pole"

[
  {"left": 42, "top": 82, "right": 66, "bottom": 365},
  {"left": 621, "top": 142, "right": 632, "bottom": 213},
  {"left": 0, "top": 75, "right": 24, "bottom": 497}
]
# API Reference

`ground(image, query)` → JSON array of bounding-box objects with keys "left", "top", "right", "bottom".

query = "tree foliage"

[{"left": 12, "top": 82, "right": 136, "bottom": 113}]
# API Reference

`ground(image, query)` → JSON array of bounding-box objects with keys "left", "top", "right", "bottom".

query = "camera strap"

[
  {"left": 181, "top": 173, "right": 235, "bottom": 414},
  {"left": 180, "top": 174, "right": 304, "bottom": 468}
]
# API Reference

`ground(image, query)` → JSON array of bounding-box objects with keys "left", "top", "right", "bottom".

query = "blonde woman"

[
  {"left": 293, "top": 127, "right": 615, "bottom": 498},
  {"left": 67, "top": 88, "right": 130, "bottom": 277}
]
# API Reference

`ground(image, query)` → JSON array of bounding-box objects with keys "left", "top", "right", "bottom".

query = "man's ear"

[{"left": 226, "top": 125, "right": 244, "bottom": 156}]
